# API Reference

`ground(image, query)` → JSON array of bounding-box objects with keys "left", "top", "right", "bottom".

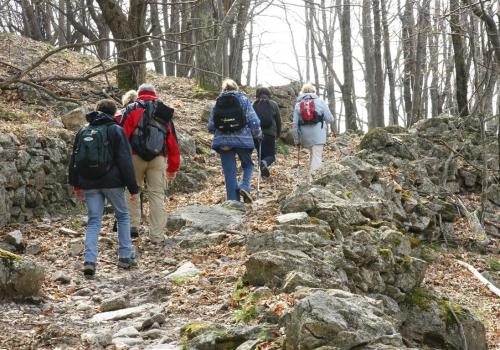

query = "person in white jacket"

[{"left": 292, "top": 83, "right": 334, "bottom": 178}]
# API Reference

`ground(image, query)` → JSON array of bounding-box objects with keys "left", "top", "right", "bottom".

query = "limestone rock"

[
  {"left": 166, "top": 205, "right": 243, "bottom": 233},
  {"left": 90, "top": 304, "right": 155, "bottom": 323},
  {"left": 401, "top": 289, "right": 488, "bottom": 350},
  {"left": 4, "top": 230, "right": 24, "bottom": 252},
  {"left": 166, "top": 262, "right": 201, "bottom": 282},
  {"left": 276, "top": 212, "right": 310, "bottom": 225},
  {"left": 81, "top": 330, "right": 113, "bottom": 347},
  {"left": 0, "top": 255, "right": 45, "bottom": 299},
  {"left": 100, "top": 294, "right": 130, "bottom": 312},
  {"left": 53, "top": 271, "right": 71, "bottom": 284},
  {"left": 283, "top": 289, "right": 404, "bottom": 350},
  {"left": 61, "top": 107, "right": 87, "bottom": 131},
  {"left": 113, "top": 326, "right": 140, "bottom": 338}
]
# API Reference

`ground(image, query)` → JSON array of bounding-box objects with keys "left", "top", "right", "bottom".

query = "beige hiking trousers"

[
  {"left": 128, "top": 155, "right": 167, "bottom": 242},
  {"left": 307, "top": 144, "right": 324, "bottom": 177}
]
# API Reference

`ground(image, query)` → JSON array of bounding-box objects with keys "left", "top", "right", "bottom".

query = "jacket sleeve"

[
  {"left": 68, "top": 129, "right": 82, "bottom": 188},
  {"left": 112, "top": 126, "right": 139, "bottom": 194},
  {"left": 207, "top": 105, "right": 215, "bottom": 133},
  {"left": 292, "top": 103, "right": 301, "bottom": 145},
  {"left": 320, "top": 99, "right": 334, "bottom": 124},
  {"left": 245, "top": 98, "right": 262, "bottom": 139},
  {"left": 273, "top": 101, "right": 282, "bottom": 138},
  {"left": 122, "top": 107, "right": 143, "bottom": 139},
  {"left": 166, "top": 121, "right": 181, "bottom": 173}
]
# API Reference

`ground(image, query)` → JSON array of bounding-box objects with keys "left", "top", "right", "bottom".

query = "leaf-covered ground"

[{"left": 0, "top": 32, "right": 498, "bottom": 349}]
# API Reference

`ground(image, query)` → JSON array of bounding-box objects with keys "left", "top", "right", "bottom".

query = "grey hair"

[
  {"left": 121, "top": 90, "right": 138, "bottom": 106},
  {"left": 138, "top": 83, "right": 156, "bottom": 93}
]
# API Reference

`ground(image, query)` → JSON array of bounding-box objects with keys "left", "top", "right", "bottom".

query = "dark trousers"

[{"left": 257, "top": 134, "right": 276, "bottom": 166}]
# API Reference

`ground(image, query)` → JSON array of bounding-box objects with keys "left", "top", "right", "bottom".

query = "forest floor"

[{"left": 0, "top": 32, "right": 498, "bottom": 349}]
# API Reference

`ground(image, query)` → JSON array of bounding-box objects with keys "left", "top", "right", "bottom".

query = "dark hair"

[
  {"left": 256, "top": 87, "right": 271, "bottom": 99},
  {"left": 95, "top": 99, "right": 117, "bottom": 116}
]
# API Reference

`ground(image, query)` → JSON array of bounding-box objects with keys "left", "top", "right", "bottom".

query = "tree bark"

[
  {"left": 450, "top": 0, "right": 469, "bottom": 117},
  {"left": 401, "top": 0, "right": 415, "bottom": 126},
  {"left": 381, "top": 0, "right": 398, "bottom": 124},
  {"left": 150, "top": 2, "right": 164, "bottom": 75},
  {"left": 372, "top": 0, "right": 384, "bottom": 128},
  {"left": 362, "top": 0, "right": 375, "bottom": 128},
  {"left": 340, "top": 0, "right": 357, "bottom": 131}
]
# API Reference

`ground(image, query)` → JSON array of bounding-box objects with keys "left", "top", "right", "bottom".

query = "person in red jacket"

[{"left": 121, "top": 83, "right": 180, "bottom": 244}]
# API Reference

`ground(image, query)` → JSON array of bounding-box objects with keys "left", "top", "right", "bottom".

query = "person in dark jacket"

[
  {"left": 208, "top": 79, "right": 262, "bottom": 203},
  {"left": 69, "top": 99, "right": 139, "bottom": 276},
  {"left": 253, "top": 87, "right": 281, "bottom": 177}
]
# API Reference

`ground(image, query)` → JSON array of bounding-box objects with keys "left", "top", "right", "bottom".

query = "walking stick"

[{"left": 257, "top": 141, "right": 262, "bottom": 199}]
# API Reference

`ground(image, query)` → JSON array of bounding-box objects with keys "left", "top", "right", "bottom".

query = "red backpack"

[{"left": 299, "top": 98, "right": 323, "bottom": 126}]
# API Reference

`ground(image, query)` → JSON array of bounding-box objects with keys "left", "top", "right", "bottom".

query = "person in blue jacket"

[{"left": 208, "top": 79, "right": 262, "bottom": 203}]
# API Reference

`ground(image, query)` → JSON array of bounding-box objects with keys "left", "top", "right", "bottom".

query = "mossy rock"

[
  {"left": 384, "top": 125, "right": 408, "bottom": 134},
  {"left": 193, "top": 86, "right": 220, "bottom": 99},
  {"left": 359, "top": 127, "right": 391, "bottom": 151},
  {"left": 405, "top": 287, "right": 434, "bottom": 310},
  {"left": 180, "top": 322, "right": 223, "bottom": 340}
]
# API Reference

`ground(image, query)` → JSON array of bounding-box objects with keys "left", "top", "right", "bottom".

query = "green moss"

[
  {"left": 171, "top": 275, "right": 196, "bottom": 285},
  {"left": 181, "top": 339, "right": 188, "bottom": 350},
  {"left": 402, "top": 255, "right": 412, "bottom": 267},
  {"left": 409, "top": 236, "right": 421, "bottom": 248},
  {"left": 437, "top": 299, "right": 465, "bottom": 326},
  {"left": 234, "top": 304, "right": 257, "bottom": 322},
  {"left": 379, "top": 248, "right": 392, "bottom": 258},
  {"left": 344, "top": 191, "right": 352, "bottom": 199},
  {"left": 384, "top": 125, "right": 408, "bottom": 134},
  {"left": 193, "top": 86, "right": 219, "bottom": 99},
  {"left": 485, "top": 258, "right": 500, "bottom": 271},
  {"left": 406, "top": 287, "right": 433, "bottom": 310},
  {"left": 401, "top": 191, "right": 413, "bottom": 202},
  {"left": 180, "top": 322, "right": 212, "bottom": 340},
  {"left": 359, "top": 127, "right": 389, "bottom": 150},
  {"left": 0, "top": 248, "right": 22, "bottom": 264},
  {"left": 369, "top": 220, "right": 385, "bottom": 228},
  {"left": 0, "top": 103, "right": 31, "bottom": 122}
]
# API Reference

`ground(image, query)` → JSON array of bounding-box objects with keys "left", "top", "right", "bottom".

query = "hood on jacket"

[
  {"left": 137, "top": 90, "right": 158, "bottom": 101},
  {"left": 85, "top": 111, "right": 116, "bottom": 125},
  {"left": 296, "top": 93, "right": 318, "bottom": 102}
]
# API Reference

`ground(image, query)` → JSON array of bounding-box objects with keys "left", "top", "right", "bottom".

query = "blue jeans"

[
  {"left": 219, "top": 148, "right": 254, "bottom": 201},
  {"left": 83, "top": 188, "right": 132, "bottom": 263}
]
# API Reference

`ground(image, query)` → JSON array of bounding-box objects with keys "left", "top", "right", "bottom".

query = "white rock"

[
  {"left": 59, "top": 227, "right": 79, "bottom": 236},
  {"left": 69, "top": 239, "right": 84, "bottom": 257},
  {"left": 166, "top": 262, "right": 201, "bottom": 281},
  {"left": 112, "top": 336, "right": 144, "bottom": 349},
  {"left": 81, "top": 330, "right": 112, "bottom": 347},
  {"left": 145, "top": 344, "right": 182, "bottom": 350},
  {"left": 90, "top": 304, "right": 154, "bottom": 323},
  {"left": 276, "top": 212, "right": 310, "bottom": 225},
  {"left": 76, "top": 301, "right": 93, "bottom": 311},
  {"left": 113, "top": 326, "right": 140, "bottom": 338}
]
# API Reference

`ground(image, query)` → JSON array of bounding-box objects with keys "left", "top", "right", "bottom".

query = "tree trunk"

[
  {"left": 402, "top": 0, "right": 414, "bottom": 126},
  {"left": 229, "top": 0, "right": 250, "bottom": 84},
  {"left": 450, "top": 0, "right": 469, "bottom": 117},
  {"left": 150, "top": 2, "right": 164, "bottom": 75},
  {"left": 429, "top": 0, "right": 441, "bottom": 117},
  {"left": 309, "top": 3, "right": 320, "bottom": 91},
  {"left": 381, "top": 0, "right": 398, "bottom": 124},
  {"left": 193, "top": 0, "right": 218, "bottom": 89},
  {"left": 96, "top": 0, "right": 147, "bottom": 90},
  {"left": 246, "top": 15, "right": 254, "bottom": 86},
  {"left": 340, "top": 0, "right": 357, "bottom": 131},
  {"left": 372, "top": 0, "right": 384, "bottom": 128},
  {"left": 177, "top": 1, "right": 192, "bottom": 77},
  {"left": 362, "top": 0, "right": 375, "bottom": 128}
]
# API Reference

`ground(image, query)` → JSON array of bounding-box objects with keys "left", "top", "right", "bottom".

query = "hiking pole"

[{"left": 257, "top": 140, "right": 262, "bottom": 199}]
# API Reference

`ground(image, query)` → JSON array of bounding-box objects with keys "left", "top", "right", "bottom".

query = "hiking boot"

[
  {"left": 260, "top": 161, "right": 270, "bottom": 178},
  {"left": 130, "top": 227, "right": 139, "bottom": 239},
  {"left": 83, "top": 261, "right": 96, "bottom": 276},
  {"left": 117, "top": 256, "right": 137, "bottom": 269},
  {"left": 239, "top": 188, "right": 253, "bottom": 204}
]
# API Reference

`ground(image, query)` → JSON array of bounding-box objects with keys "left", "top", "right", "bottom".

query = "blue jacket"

[{"left": 208, "top": 91, "right": 262, "bottom": 150}]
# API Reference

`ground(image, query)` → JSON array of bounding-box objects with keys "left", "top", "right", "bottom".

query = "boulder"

[
  {"left": 90, "top": 304, "right": 155, "bottom": 323},
  {"left": 166, "top": 262, "right": 201, "bottom": 283},
  {"left": 276, "top": 212, "right": 310, "bottom": 225},
  {"left": 166, "top": 205, "right": 243, "bottom": 233},
  {"left": 61, "top": 107, "right": 87, "bottom": 131},
  {"left": 200, "top": 103, "right": 213, "bottom": 123},
  {"left": 283, "top": 289, "right": 405, "bottom": 350},
  {"left": 4, "top": 230, "right": 24, "bottom": 252},
  {"left": 0, "top": 251, "right": 45, "bottom": 299},
  {"left": 100, "top": 294, "right": 130, "bottom": 312},
  {"left": 401, "top": 289, "right": 488, "bottom": 350}
]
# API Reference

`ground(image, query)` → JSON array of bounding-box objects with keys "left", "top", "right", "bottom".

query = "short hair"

[
  {"left": 121, "top": 90, "right": 138, "bottom": 106},
  {"left": 256, "top": 86, "right": 271, "bottom": 98},
  {"left": 138, "top": 83, "right": 156, "bottom": 93},
  {"left": 300, "top": 83, "right": 316, "bottom": 95},
  {"left": 221, "top": 78, "right": 239, "bottom": 91},
  {"left": 95, "top": 99, "right": 117, "bottom": 116}
]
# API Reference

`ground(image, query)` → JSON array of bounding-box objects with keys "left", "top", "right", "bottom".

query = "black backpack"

[
  {"left": 213, "top": 94, "right": 246, "bottom": 133},
  {"left": 128, "top": 100, "right": 173, "bottom": 161},
  {"left": 253, "top": 99, "right": 274, "bottom": 129},
  {"left": 73, "top": 123, "right": 112, "bottom": 179}
]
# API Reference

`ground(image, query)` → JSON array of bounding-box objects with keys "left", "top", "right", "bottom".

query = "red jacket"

[{"left": 122, "top": 90, "right": 180, "bottom": 173}]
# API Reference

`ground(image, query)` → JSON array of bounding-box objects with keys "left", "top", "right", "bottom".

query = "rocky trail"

[{"left": 0, "top": 33, "right": 499, "bottom": 350}]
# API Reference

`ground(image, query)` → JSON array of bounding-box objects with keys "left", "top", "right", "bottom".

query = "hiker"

[
  {"left": 120, "top": 83, "right": 180, "bottom": 244},
  {"left": 292, "top": 83, "right": 334, "bottom": 178},
  {"left": 68, "top": 99, "right": 139, "bottom": 276},
  {"left": 208, "top": 78, "right": 262, "bottom": 203},
  {"left": 115, "top": 90, "right": 138, "bottom": 124},
  {"left": 252, "top": 87, "right": 281, "bottom": 177}
]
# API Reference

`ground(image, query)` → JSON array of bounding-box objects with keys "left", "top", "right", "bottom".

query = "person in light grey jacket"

[{"left": 292, "top": 83, "right": 334, "bottom": 178}]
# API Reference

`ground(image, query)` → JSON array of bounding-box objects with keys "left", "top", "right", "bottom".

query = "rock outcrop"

[{"left": 0, "top": 250, "right": 45, "bottom": 299}]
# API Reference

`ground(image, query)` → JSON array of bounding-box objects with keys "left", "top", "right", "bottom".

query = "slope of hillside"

[{"left": 0, "top": 34, "right": 498, "bottom": 350}]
